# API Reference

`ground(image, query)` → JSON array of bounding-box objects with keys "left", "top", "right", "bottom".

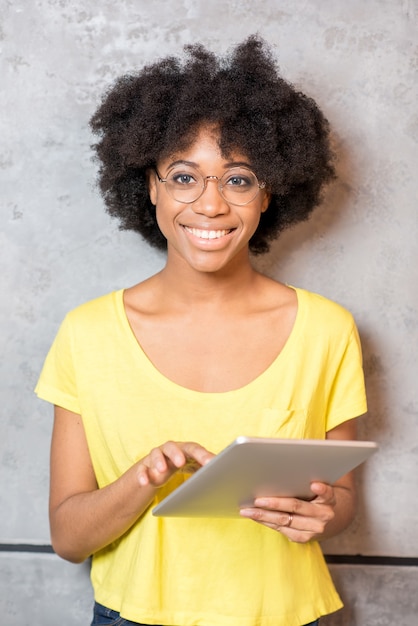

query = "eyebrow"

[{"left": 167, "top": 159, "right": 254, "bottom": 170}]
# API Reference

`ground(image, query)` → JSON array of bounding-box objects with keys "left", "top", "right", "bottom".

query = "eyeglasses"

[{"left": 154, "top": 165, "right": 266, "bottom": 206}]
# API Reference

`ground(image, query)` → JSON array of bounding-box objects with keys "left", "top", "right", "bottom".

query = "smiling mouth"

[{"left": 184, "top": 226, "right": 234, "bottom": 240}]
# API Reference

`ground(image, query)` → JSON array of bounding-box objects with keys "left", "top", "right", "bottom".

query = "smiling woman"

[
  {"left": 146, "top": 124, "right": 270, "bottom": 274},
  {"left": 35, "top": 35, "right": 367, "bottom": 626},
  {"left": 90, "top": 34, "right": 335, "bottom": 255}
]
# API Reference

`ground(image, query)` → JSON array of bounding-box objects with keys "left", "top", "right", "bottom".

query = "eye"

[
  {"left": 225, "top": 174, "right": 252, "bottom": 187},
  {"left": 171, "top": 172, "right": 198, "bottom": 186}
]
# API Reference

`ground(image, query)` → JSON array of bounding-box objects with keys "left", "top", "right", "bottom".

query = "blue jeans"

[
  {"left": 91, "top": 602, "right": 319, "bottom": 625},
  {"left": 91, "top": 602, "right": 147, "bottom": 625}
]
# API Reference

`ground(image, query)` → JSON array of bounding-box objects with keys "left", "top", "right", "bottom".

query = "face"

[{"left": 148, "top": 125, "right": 270, "bottom": 274}]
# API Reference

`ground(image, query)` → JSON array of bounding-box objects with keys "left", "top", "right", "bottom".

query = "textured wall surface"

[
  {"left": 1, "top": 554, "right": 418, "bottom": 626},
  {"left": 1, "top": 0, "right": 417, "bottom": 624}
]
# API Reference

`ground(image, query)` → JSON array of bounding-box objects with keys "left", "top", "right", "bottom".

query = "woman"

[{"left": 36, "top": 36, "right": 367, "bottom": 626}]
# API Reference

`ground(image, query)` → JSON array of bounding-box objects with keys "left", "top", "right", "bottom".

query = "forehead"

[{"left": 158, "top": 124, "right": 250, "bottom": 169}]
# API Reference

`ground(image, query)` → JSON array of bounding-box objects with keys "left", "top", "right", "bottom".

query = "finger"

[
  {"left": 137, "top": 465, "right": 151, "bottom": 486},
  {"left": 137, "top": 459, "right": 165, "bottom": 487},
  {"left": 158, "top": 441, "right": 187, "bottom": 469},
  {"left": 137, "top": 444, "right": 183, "bottom": 487},
  {"left": 260, "top": 517, "right": 315, "bottom": 541},
  {"left": 137, "top": 441, "right": 215, "bottom": 488},
  {"left": 309, "top": 482, "right": 335, "bottom": 504},
  {"left": 149, "top": 446, "right": 171, "bottom": 472},
  {"left": 159, "top": 441, "right": 214, "bottom": 470},
  {"left": 252, "top": 495, "right": 335, "bottom": 527},
  {"left": 180, "top": 442, "right": 215, "bottom": 467},
  {"left": 240, "top": 507, "right": 296, "bottom": 528},
  {"left": 253, "top": 496, "right": 306, "bottom": 516},
  {"left": 240, "top": 505, "right": 331, "bottom": 536}
]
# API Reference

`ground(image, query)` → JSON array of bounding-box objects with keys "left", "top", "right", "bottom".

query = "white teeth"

[{"left": 185, "top": 227, "right": 231, "bottom": 239}]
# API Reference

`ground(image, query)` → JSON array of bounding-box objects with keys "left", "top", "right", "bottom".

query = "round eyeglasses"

[{"left": 154, "top": 165, "right": 266, "bottom": 206}]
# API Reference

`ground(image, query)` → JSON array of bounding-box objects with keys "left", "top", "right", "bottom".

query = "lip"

[
  {"left": 183, "top": 226, "right": 235, "bottom": 240},
  {"left": 182, "top": 225, "right": 237, "bottom": 246}
]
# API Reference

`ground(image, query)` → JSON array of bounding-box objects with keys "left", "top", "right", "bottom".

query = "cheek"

[
  {"left": 154, "top": 204, "right": 178, "bottom": 242},
  {"left": 155, "top": 206, "right": 166, "bottom": 235},
  {"left": 250, "top": 213, "right": 263, "bottom": 236}
]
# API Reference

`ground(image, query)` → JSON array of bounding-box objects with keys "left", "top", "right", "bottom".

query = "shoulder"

[
  {"left": 64, "top": 290, "right": 123, "bottom": 330},
  {"left": 294, "top": 287, "right": 357, "bottom": 334},
  {"left": 292, "top": 289, "right": 364, "bottom": 377}
]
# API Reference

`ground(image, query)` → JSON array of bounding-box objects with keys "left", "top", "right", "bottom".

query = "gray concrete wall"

[
  {"left": 1, "top": 0, "right": 417, "bottom": 624},
  {"left": 1, "top": 554, "right": 418, "bottom": 626}
]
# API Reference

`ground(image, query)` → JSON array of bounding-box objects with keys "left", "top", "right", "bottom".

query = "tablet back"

[{"left": 152, "top": 437, "right": 377, "bottom": 518}]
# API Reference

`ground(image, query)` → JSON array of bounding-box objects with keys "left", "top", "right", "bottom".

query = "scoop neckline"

[{"left": 114, "top": 286, "right": 305, "bottom": 399}]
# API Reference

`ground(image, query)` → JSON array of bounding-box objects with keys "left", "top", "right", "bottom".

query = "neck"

[{"left": 155, "top": 249, "right": 261, "bottom": 308}]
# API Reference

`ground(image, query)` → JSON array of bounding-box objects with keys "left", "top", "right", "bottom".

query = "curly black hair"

[{"left": 90, "top": 35, "right": 335, "bottom": 254}]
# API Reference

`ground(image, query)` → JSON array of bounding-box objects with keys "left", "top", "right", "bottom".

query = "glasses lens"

[
  {"left": 165, "top": 167, "right": 205, "bottom": 203},
  {"left": 163, "top": 166, "right": 263, "bottom": 205},
  {"left": 220, "top": 168, "right": 260, "bottom": 205}
]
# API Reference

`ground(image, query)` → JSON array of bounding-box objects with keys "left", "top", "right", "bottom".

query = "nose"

[{"left": 192, "top": 177, "right": 229, "bottom": 216}]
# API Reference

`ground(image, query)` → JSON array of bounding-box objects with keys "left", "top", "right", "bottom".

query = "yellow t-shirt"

[{"left": 36, "top": 287, "right": 367, "bottom": 626}]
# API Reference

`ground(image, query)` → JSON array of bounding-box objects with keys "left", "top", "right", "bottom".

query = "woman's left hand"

[
  {"left": 239, "top": 481, "right": 337, "bottom": 543},
  {"left": 240, "top": 419, "right": 362, "bottom": 542}
]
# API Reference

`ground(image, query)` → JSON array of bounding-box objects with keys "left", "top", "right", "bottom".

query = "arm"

[
  {"left": 49, "top": 406, "right": 213, "bottom": 563},
  {"left": 239, "top": 417, "right": 360, "bottom": 543}
]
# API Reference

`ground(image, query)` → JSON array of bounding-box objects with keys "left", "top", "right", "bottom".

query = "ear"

[
  {"left": 260, "top": 190, "right": 271, "bottom": 213},
  {"left": 147, "top": 169, "right": 158, "bottom": 205}
]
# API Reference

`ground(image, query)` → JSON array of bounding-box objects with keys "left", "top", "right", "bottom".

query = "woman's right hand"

[
  {"left": 49, "top": 407, "right": 214, "bottom": 563},
  {"left": 136, "top": 441, "right": 214, "bottom": 487}
]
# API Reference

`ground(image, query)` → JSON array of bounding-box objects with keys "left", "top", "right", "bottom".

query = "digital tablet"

[{"left": 152, "top": 436, "right": 378, "bottom": 518}]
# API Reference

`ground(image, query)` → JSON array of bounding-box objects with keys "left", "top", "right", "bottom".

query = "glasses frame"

[{"left": 153, "top": 166, "right": 266, "bottom": 206}]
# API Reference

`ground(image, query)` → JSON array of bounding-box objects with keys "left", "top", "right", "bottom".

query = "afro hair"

[{"left": 90, "top": 35, "right": 335, "bottom": 254}]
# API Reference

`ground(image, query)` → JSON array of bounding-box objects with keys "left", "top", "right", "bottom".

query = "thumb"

[{"left": 310, "top": 481, "right": 331, "bottom": 500}]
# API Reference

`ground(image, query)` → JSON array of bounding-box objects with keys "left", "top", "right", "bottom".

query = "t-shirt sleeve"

[
  {"left": 325, "top": 321, "right": 368, "bottom": 431},
  {"left": 35, "top": 314, "right": 81, "bottom": 414}
]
